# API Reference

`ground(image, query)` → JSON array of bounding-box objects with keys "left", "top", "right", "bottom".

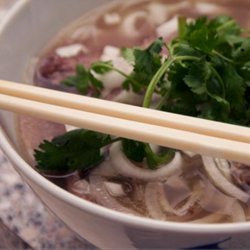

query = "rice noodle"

[
  {"left": 160, "top": 181, "right": 202, "bottom": 217},
  {"left": 110, "top": 142, "right": 183, "bottom": 181},
  {"left": 89, "top": 175, "right": 138, "bottom": 215},
  {"left": 214, "top": 158, "right": 232, "bottom": 182},
  {"left": 145, "top": 182, "right": 167, "bottom": 220},
  {"left": 190, "top": 213, "right": 225, "bottom": 223},
  {"left": 162, "top": 176, "right": 191, "bottom": 208},
  {"left": 174, "top": 186, "right": 202, "bottom": 217},
  {"left": 199, "top": 178, "right": 236, "bottom": 215},
  {"left": 157, "top": 181, "right": 205, "bottom": 222},
  {"left": 158, "top": 183, "right": 176, "bottom": 215},
  {"left": 202, "top": 156, "right": 250, "bottom": 203},
  {"left": 230, "top": 201, "right": 246, "bottom": 222}
]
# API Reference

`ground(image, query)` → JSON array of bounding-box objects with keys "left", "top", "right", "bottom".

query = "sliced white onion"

[
  {"left": 109, "top": 56, "right": 133, "bottom": 75},
  {"left": 110, "top": 142, "right": 183, "bottom": 181},
  {"left": 121, "top": 11, "right": 148, "bottom": 38},
  {"left": 112, "top": 90, "right": 144, "bottom": 105},
  {"left": 103, "top": 13, "right": 121, "bottom": 25},
  {"left": 71, "top": 25, "right": 98, "bottom": 40},
  {"left": 156, "top": 16, "right": 178, "bottom": 38},
  {"left": 56, "top": 44, "right": 87, "bottom": 58},
  {"left": 145, "top": 182, "right": 167, "bottom": 220},
  {"left": 202, "top": 156, "right": 250, "bottom": 203},
  {"left": 100, "top": 70, "right": 126, "bottom": 90},
  {"left": 100, "top": 45, "right": 121, "bottom": 61},
  {"left": 104, "top": 181, "right": 125, "bottom": 197},
  {"left": 89, "top": 175, "right": 138, "bottom": 215},
  {"left": 98, "top": 46, "right": 133, "bottom": 90}
]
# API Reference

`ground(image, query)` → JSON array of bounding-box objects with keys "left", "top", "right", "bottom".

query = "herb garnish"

[
  {"left": 34, "top": 129, "right": 114, "bottom": 174},
  {"left": 35, "top": 15, "right": 250, "bottom": 173}
]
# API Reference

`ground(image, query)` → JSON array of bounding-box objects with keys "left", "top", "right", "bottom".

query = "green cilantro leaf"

[
  {"left": 233, "top": 39, "right": 250, "bottom": 62},
  {"left": 121, "top": 139, "right": 146, "bottom": 162},
  {"left": 122, "top": 139, "right": 174, "bottom": 170},
  {"left": 91, "top": 61, "right": 113, "bottom": 74},
  {"left": 121, "top": 47, "right": 135, "bottom": 64},
  {"left": 61, "top": 64, "right": 104, "bottom": 96},
  {"left": 34, "top": 129, "right": 113, "bottom": 174},
  {"left": 122, "top": 38, "right": 164, "bottom": 93},
  {"left": 184, "top": 59, "right": 211, "bottom": 95}
]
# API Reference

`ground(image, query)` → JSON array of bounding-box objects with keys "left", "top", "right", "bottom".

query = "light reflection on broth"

[{"left": 18, "top": 0, "right": 250, "bottom": 223}]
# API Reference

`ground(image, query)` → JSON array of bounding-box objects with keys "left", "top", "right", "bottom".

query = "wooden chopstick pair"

[{"left": 0, "top": 80, "right": 250, "bottom": 164}]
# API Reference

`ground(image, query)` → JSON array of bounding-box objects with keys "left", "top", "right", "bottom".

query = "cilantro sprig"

[
  {"left": 35, "top": 15, "right": 250, "bottom": 174},
  {"left": 145, "top": 16, "right": 250, "bottom": 124},
  {"left": 61, "top": 64, "right": 105, "bottom": 96},
  {"left": 35, "top": 130, "right": 173, "bottom": 172},
  {"left": 34, "top": 129, "right": 115, "bottom": 174}
]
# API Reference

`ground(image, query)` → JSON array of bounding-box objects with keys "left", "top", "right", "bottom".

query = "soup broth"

[{"left": 18, "top": 0, "right": 250, "bottom": 223}]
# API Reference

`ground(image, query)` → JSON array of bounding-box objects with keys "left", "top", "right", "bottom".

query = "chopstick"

[
  {"left": 0, "top": 80, "right": 249, "bottom": 144},
  {"left": 0, "top": 80, "right": 250, "bottom": 164}
]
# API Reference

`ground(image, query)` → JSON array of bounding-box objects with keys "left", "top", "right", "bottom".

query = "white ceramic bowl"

[{"left": 0, "top": 0, "right": 250, "bottom": 249}]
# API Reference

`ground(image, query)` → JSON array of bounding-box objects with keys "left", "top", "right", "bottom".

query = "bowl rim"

[{"left": 1, "top": 0, "right": 250, "bottom": 235}]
